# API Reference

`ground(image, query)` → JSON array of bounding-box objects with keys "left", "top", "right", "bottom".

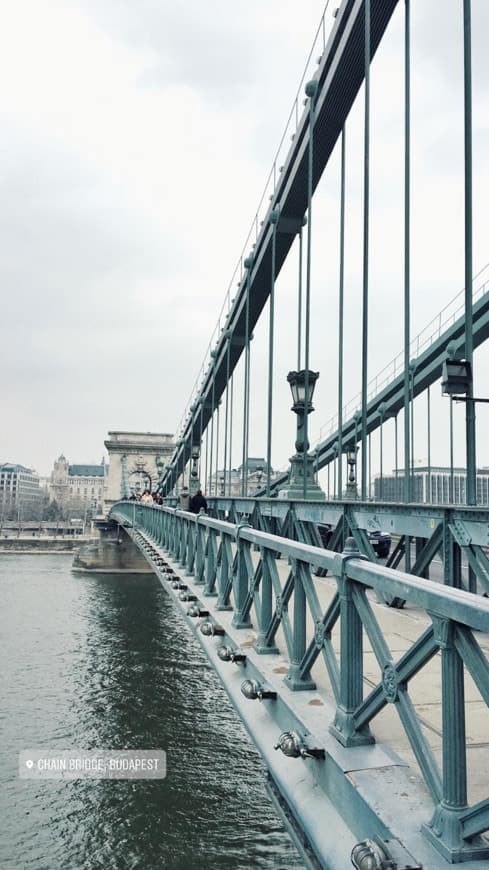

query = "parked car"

[
  {"left": 368, "top": 530, "right": 391, "bottom": 559},
  {"left": 317, "top": 524, "right": 391, "bottom": 559},
  {"left": 317, "top": 523, "right": 333, "bottom": 548}
]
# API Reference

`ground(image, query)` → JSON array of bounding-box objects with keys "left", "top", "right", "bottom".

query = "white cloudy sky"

[{"left": 2, "top": 0, "right": 489, "bottom": 482}]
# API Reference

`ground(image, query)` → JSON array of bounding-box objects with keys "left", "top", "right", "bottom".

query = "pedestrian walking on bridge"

[{"left": 190, "top": 490, "right": 207, "bottom": 514}]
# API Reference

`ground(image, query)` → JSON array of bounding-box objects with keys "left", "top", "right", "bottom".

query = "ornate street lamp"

[
  {"left": 345, "top": 444, "right": 359, "bottom": 499},
  {"left": 278, "top": 369, "right": 325, "bottom": 501},
  {"left": 155, "top": 454, "right": 166, "bottom": 492},
  {"left": 255, "top": 463, "right": 264, "bottom": 494},
  {"left": 189, "top": 445, "right": 201, "bottom": 496},
  {"left": 174, "top": 438, "right": 184, "bottom": 495}
]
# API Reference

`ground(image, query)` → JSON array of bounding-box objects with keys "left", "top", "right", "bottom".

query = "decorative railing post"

[
  {"left": 204, "top": 529, "right": 218, "bottom": 596},
  {"left": 232, "top": 522, "right": 252, "bottom": 628},
  {"left": 423, "top": 614, "right": 485, "bottom": 862},
  {"left": 157, "top": 509, "right": 164, "bottom": 548},
  {"left": 161, "top": 510, "right": 169, "bottom": 551},
  {"left": 255, "top": 549, "right": 278, "bottom": 654},
  {"left": 136, "top": 505, "right": 144, "bottom": 532},
  {"left": 194, "top": 520, "right": 205, "bottom": 585},
  {"left": 216, "top": 533, "right": 233, "bottom": 610},
  {"left": 443, "top": 511, "right": 462, "bottom": 588},
  {"left": 330, "top": 537, "right": 374, "bottom": 745},
  {"left": 169, "top": 511, "right": 178, "bottom": 558},
  {"left": 177, "top": 516, "right": 187, "bottom": 567},
  {"left": 161, "top": 510, "right": 169, "bottom": 550},
  {"left": 164, "top": 510, "right": 171, "bottom": 553},
  {"left": 185, "top": 519, "right": 196, "bottom": 577},
  {"left": 285, "top": 559, "right": 315, "bottom": 691}
]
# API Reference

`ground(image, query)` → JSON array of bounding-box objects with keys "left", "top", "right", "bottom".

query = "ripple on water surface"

[{"left": 0, "top": 554, "right": 303, "bottom": 869}]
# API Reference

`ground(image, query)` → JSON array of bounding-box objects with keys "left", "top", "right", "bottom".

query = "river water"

[{"left": 0, "top": 554, "right": 303, "bottom": 869}]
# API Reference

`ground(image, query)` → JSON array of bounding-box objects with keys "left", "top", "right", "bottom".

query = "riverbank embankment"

[{"left": 0, "top": 536, "right": 96, "bottom": 553}]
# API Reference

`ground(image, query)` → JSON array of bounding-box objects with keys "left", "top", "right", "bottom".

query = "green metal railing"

[
  {"left": 205, "top": 495, "right": 489, "bottom": 600},
  {"left": 112, "top": 500, "right": 489, "bottom": 863}
]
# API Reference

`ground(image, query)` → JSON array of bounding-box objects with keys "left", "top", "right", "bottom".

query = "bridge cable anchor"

[
  {"left": 240, "top": 679, "right": 277, "bottom": 701},
  {"left": 217, "top": 645, "right": 246, "bottom": 664},
  {"left": 274, "top": 730, "right": 325, "bottom": 760}
]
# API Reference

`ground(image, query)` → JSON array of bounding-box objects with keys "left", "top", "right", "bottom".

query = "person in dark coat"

[{"left": 190, "top": 490, "right": 207, "bottom": 514}]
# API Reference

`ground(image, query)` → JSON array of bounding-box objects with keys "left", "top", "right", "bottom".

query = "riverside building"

[
  {"left": 374, "top": 465, "right": 489, "bottom": 505},
  {"left": 0, "top": 463, "right": 43, "bottom": 518},
  {"left": 49, "top": 454, "right": 106, "bottom": 514}
]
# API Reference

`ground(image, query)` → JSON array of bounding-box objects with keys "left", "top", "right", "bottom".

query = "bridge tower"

[{"left": 104, "top": 431, "right": 174, "bottom": 511}]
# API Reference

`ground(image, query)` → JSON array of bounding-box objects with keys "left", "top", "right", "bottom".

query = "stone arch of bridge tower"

[{"left": 103, "top": 431, "right": 174, "bottom": 513}]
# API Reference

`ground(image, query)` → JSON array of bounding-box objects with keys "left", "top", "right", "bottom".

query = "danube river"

[{"left": 1, "top": 553, "right": 303, "bottom": 869}]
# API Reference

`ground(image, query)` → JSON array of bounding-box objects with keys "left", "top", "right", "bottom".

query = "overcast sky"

[{"left": 2, "top": 1, "right": 489, "bottom": 482}]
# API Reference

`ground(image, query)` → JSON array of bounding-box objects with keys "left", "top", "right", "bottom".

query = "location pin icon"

[{"left": 25, "top": 760, "right": 34, "bottom": 768}]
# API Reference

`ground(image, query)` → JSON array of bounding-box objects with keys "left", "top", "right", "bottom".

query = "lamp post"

[
  {"left": 345, "top": 445, "right": 359, "bottom": 499},
  {"left": 189, "top": 446, "right": 201, "bottom": 496},
  {"left": 175, "top": 438, "right": 184, "bottom": 495},
  {"left": 441, "top": 352, "right": 489, "bottom": 506},
  {"left": 155, "top": 455, "right": 165, "bottom": 492},
  {"left": 278, "top": 369, "right": 325, "bottom": 501},
  {"left": 255, "top": 463, "right": 264, "bottom": 494}
]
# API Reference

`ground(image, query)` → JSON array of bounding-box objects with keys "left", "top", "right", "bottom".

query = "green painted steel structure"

[
  {"left": 111, "top": 501, "right": 489, "bottom": 865},
  {"left": 159, "top": 0, "right": 481, "bottom": 515},
  {"left": 263, "top": 280, "right": 489, "bottom": 500},
  {"left": 123, "top": 2, "right": 489, "bottom": 862},
  {"left": 160, "top": 0, "right": 401, "bottom": 498},
  {"left": 203, "top": 495, "right": 489, "bottom": 598}
]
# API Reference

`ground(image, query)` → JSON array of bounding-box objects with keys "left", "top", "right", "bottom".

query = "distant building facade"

[
  {"left": 374, "top": 466, "right": 489, "bottom": 505},
  {"left": 208, "top": 458, "right": 278, "bottom": 496},
  {"left": 49, "top": 455, "right": 106, "bottom": 514},
  {"left": 0, "top": 463, "right": 43, "bottom": 517}
]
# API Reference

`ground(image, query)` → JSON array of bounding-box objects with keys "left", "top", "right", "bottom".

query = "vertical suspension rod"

[
  {"left": 394, "top": 415, "right": 398, "bottom": 480},
  {"left": 198, "top": 400, "right": 204, "bottom": 488},
  {"left": 337, "top": 127, "right": 346, "bottom": 500},
  {"left": 403, "top": 0, "right": 411, "bottom": 502},
  {"left": 297, "top": 225, "right": 304, "bottom": 370},
  {"left": 209, "top": 354, "right": 216, "bottom": 496},
  {"left": 223, "top": 337, "right": 231, "bottom": 496},
  {"left": 360, "top": 0, "right": 371, "bottom": 500},
  {"left": 242, "top": 269, "right": 251, "bottom": 496},
  {"left": 427, "top": 386, "right": 431, "bottom": 503},
  {"left": 267, "top": 215, "right": 279, "bottom": 497},
  {"left": 303, "top": 79, "right": 318, "bottom": 499},
  {"left": 215, "top": 401, "right": 220, "bottom": 495},
  {"left": 228, "top": 373, "right": 234, "bottom": 495},
  {"left": 204, "top": 423, "right": 209, "bottom": 496},
  {"left": 464, "top": 0, "right": 476, "bottom": 504},
  {"left": 450, "top": 398, "right": 454, "bottom": 503}
]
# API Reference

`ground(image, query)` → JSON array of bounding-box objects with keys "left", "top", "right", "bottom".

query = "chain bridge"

[{"left": 106, "top": 2, "right": 489, "bottom": 867}]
